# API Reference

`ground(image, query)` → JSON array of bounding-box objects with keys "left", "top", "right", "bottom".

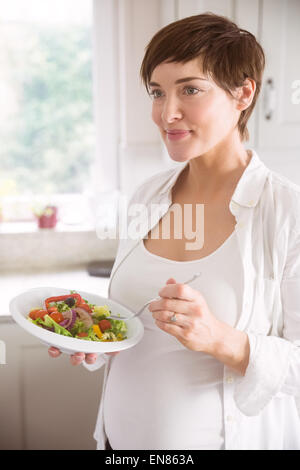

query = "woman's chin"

[
  {"left": 167, "top": 152, "right": 191, "bottom": 163},
  {"left": 164, "top": 142, "right": 201, "bottom": 163}
]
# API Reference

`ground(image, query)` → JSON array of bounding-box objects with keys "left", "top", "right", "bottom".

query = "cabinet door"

[
  {"left": 0, "top": 323, "right": 103, "bottom": 450},
  {"left": 258, "top": 0, "right": 300, "bottom": 149},
  {"left": 177, "top": 0, "right": 234, "bottom": 18}
]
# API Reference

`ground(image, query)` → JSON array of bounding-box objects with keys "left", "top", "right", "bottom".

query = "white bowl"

[{"left": 9, "top": 286, "right": 144, "bottom": 355}]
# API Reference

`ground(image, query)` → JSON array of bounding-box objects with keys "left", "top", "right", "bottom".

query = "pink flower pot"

[{"left": 37, "top": 206, "right": 58, "bottom": 229}]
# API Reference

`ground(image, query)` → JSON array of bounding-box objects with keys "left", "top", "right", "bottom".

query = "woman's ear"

[{"left": 235, "top": 78, "right": 256, "bottom": 111}]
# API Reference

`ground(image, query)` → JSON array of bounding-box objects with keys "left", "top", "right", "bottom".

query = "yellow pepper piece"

[
  {"left": 117, "top": 333, "right": 123, "bottom": 341},
  {"left": 93, "top": 324, "right": 103, "bottom": 339}
]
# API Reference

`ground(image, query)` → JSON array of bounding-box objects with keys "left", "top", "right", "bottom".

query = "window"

[{"left": 0, "top": 0, "right": 95, "bottom": 223}]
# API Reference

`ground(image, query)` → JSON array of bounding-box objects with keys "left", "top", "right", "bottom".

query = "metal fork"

[{"left": 106, "top": 272, "right": 202, "bottom": 322}]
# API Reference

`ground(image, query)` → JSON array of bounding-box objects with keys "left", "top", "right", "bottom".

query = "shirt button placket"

[
  {"left": 223, "top": 368, "right": 239, "bottom": 450},
  {"left": 226, "top": 376, "right": 234, "bottom": 384}
]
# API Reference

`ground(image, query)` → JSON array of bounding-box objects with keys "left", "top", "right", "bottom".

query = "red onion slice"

[
  {"left": 69, "top": 309, "right": 77, "bottom": 329},
  {"left": 59, "top": 309, "right": 77, "bottom": 330}
]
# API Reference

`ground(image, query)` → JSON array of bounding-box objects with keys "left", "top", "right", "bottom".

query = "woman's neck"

[{"left": 184, "top": 140, "right": 251, "bottom": 199}]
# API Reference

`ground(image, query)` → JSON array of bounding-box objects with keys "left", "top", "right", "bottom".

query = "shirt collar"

[{"left": 159, "top": 149, "right": 269, "bottom": 208}]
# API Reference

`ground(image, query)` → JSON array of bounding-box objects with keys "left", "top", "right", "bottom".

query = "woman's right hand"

[{"left": 48, "top": 346, "right": 119, "bottom": 365}]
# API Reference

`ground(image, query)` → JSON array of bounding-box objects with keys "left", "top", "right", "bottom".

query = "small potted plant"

[{"left": 34, "top": 205, "right": 58, "bottom": 229}]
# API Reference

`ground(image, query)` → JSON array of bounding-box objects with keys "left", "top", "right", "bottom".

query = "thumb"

[{"left": 166, "top": 278, "right": 177, "bottom": 284}]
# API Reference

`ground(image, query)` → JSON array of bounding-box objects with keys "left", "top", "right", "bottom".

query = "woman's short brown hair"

[{"left": 140, "top": 12, "right": 265, "bottom": 142}]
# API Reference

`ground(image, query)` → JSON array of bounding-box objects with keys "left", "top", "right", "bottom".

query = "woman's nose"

[{"left": 161, "top": 97, "right": 183, "bottom": 123}]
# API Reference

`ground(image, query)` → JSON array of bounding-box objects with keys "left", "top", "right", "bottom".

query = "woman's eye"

[
  {"left": 149, "top": 89, "right": 163, "bottom": 99},
  {"left": 149, "top": 86, "right": 202, "bottom": 99},
  {"left": 184, "top": 86, "right": 201, "bottom": 95}
]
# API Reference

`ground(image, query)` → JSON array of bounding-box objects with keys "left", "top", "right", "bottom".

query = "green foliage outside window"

[{"left": 0, "top": 22, "right": 95, "bottom": 195}]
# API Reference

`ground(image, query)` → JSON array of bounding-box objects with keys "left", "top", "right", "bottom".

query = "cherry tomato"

[
  {"left": 36, "top": 309, "right": 48, "bottom": 319},
  {"left": 49, "top": 312, "right": 65, "bottom": 324},
  {"left": 99, "top": 319, "right": 112, "bottom": 331},
  {"left": 47, "top": 306, "right": 59, "bottom": 314},
  {"left": 29, "top": 309, "right": 48, "bottom": 320},
  {"left": 29, "top": 309, "right": 41, "bottom": 320}
]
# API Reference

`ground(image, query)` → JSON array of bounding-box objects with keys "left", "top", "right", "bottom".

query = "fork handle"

[{"left": 107, "top": 272, "right": 201, "bottom": 321}]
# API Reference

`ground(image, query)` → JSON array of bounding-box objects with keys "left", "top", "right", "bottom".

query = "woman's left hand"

[{"left": 148, "top": 277, "right": 224, "bottom": 355}]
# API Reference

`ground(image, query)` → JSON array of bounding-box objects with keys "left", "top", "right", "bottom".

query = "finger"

[
  {"left": 152, "top": 310, "right": 188, "bottom": 327},
  {"left": 166, "top": 278, "right": 177, "bottom": 284},
  {"left": 150, "top": 297, "right": 195, "bottom": 315},
  {"left": 158, "top": 282, "right": 199, "bottom": 301},
  {"left": 155, "top": 318, "right": 184, "bottom": 337},
  {"left": 85, "top": 353, "right": 98, "bottom": 364},
  {"left": 70, "top": 352, "right": 85, "bottom": 366},
  {"left": 48, "top": 346, "right": 61, "bottom": 358}
]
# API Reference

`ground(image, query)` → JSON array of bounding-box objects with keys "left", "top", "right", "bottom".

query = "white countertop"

[{"left": 1, "top": 267, "right": 110, "bottom": 318}]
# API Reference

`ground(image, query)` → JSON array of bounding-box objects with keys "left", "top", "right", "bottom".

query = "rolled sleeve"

[
  {"left": 279, "top": 276, "right": 300, "bottom": 396},
  {"left": 234, "top": 228, "right": 300, "bottom": 416},
  {"left": 82, "top": 353, "right": 108, "bottom": 372},
  {"left": 234, "top": 332, "right": 293, "bottom": 416}
]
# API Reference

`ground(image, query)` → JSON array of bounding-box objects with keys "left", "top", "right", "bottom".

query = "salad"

[{"left": 27, "top": 291, "right": 127, "bottom": 342}]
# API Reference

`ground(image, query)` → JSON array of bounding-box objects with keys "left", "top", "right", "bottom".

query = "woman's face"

[{"left": 149, "top": 58, "right": 242, "bottom": 162}]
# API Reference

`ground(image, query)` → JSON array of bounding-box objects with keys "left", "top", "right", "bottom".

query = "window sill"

[
  {"left": 0, "top": 222, "right": 118, "bottom": 271},
  {"left": 0, "top": 221, "right": 96, "bottom": 234}
]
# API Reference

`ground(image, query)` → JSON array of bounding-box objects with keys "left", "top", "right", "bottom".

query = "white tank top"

[{"left": 104, "top": 230, "right": 243, "bottom": 450}]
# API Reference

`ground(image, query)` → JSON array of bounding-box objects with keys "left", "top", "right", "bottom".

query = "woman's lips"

[{"left": 165, "top": 130, "right": 191, "bottom": 141}]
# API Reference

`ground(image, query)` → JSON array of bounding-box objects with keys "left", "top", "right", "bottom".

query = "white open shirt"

[{"left": 84, "top": 149, "right": 300, "bottom": 450}]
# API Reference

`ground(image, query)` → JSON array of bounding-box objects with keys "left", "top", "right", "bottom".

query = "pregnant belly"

[{"left": 103, "top": 330, "right": 225, "bottom": 450}]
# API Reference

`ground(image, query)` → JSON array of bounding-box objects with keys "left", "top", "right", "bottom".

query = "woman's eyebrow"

[{"left": 149, "top": 77, "right": 208, "bottom": 87}]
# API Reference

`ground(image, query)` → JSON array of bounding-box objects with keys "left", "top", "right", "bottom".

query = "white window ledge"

[
  {"left": 0, "top": 222, "right": 96, "bottom": 234},
  {"left": 0, "top": 222, "right": 118, "bottom": 271}
]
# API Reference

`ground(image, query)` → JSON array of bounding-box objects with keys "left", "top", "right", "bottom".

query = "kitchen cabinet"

[
  {"left": 0, "top": 320, "right": 104, "bottom": 450},
  {"left": 0, "top": 318, "right": 104, "bottom": 450},
  {"left": 0, "top": 269, "right": 110, "bottom": 450},
  {"left": 258, "top": 0, "right": 300, "bottom": 150}
]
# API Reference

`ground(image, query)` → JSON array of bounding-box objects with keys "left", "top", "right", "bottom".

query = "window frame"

[{"left": 0, "top": 0, "right": 121, "bottom": 229}]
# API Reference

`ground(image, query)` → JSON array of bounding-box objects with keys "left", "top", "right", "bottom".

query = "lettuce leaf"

[
  {"left": 75, "top": 327, "right": 102, "bottom": 341},
  {"left": 70, "top": 319, "right": 86, "bottom": 337},
  {"left": 35, "top": 315, "right": 73, "bottom": 337},
  {"left": 110, "top": 319, "right": 127, "bottom": 336}
]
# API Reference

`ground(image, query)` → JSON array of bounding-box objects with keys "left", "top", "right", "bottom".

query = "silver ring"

[{"left": 170, "top": 313, "right": 177, "bottom": 322}]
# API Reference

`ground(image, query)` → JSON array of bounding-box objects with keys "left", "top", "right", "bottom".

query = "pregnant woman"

[{"left": 49, "top": 13, "right": 300, "bottom": 450}]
